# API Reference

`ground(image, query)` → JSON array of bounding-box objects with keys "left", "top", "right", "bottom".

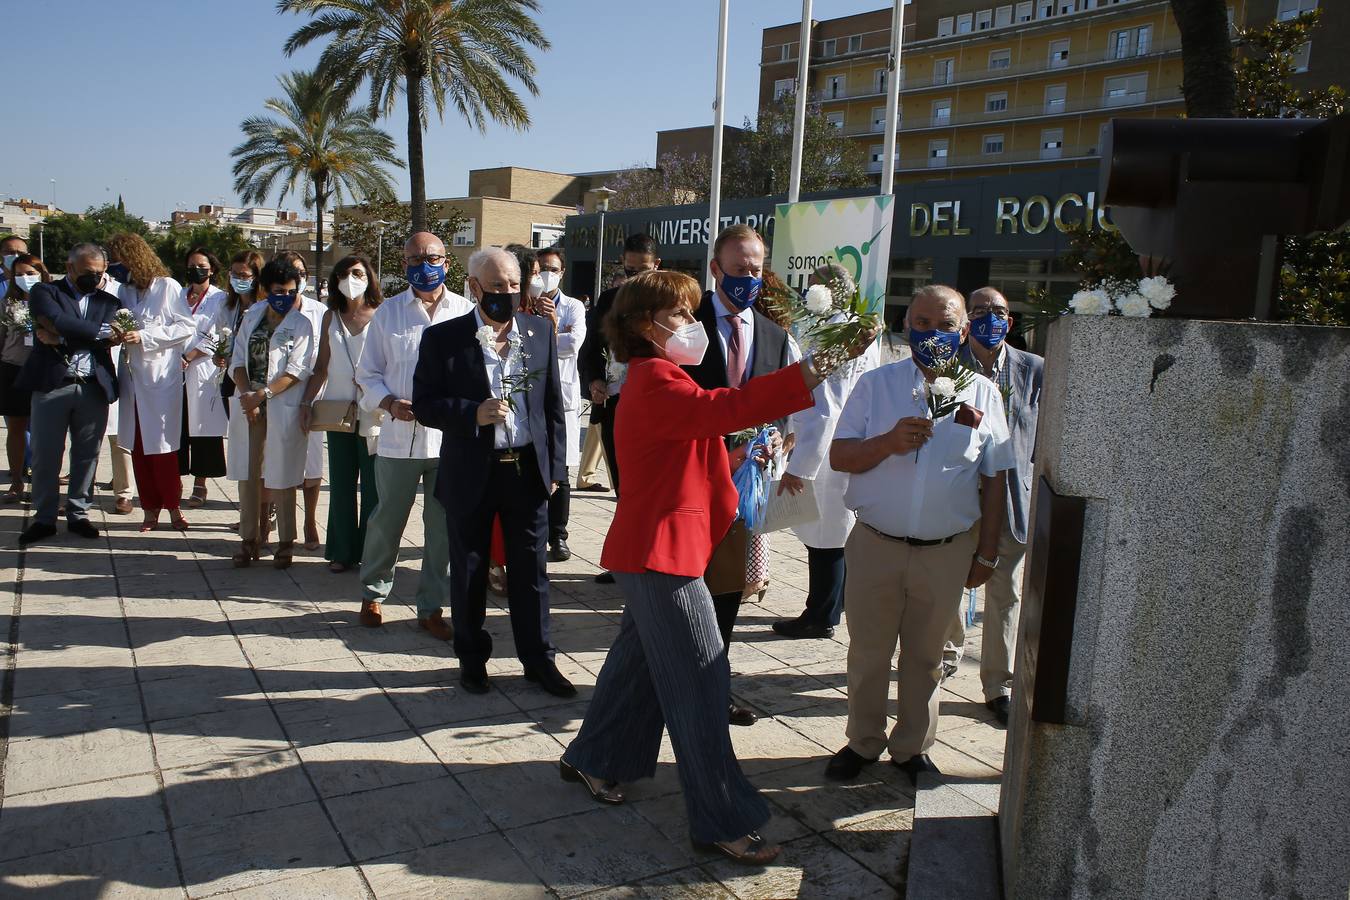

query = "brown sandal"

[
  {"left": 695, "top": 832, "right": 781, "bottom": 866},
  {"left": 232, "top": 540, "right": 260, "bottom": 567},
  {"left": 559, "top": 760, "right": 624, "bottom": 805},
  {"left": 273, "top": 541, "right": 295, "bottom": 569}
]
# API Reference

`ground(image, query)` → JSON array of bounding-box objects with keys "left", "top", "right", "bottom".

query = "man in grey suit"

[
  {"left": 942, "top": 286, "right": 1043, "bottom": 726},
  {"left": 17, "top": 243, "right": 124, "bottom": 546}
]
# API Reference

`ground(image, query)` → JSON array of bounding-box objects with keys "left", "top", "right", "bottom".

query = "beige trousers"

[
  {"left": 844, "top": 522, "right": 976, "bottom": 760},
  {"left": 237, "top": 413, "right": 296, "bottom": 545},
  {"left": 106, "top": 436, "right": 132, "bottom": 500},
  {"left": 576, "top": 421, "right": 607, "bottom": 487},
  {"left": 943, "top": 523, "right": 1026, "bottom": 701}
]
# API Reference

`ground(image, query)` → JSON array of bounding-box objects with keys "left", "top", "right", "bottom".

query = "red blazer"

[{"left": 600, "top": 357, "right": 814, "bottom": 577}]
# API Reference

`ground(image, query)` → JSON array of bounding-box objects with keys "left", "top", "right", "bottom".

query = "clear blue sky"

[{"left": 8, "top": 0, "right": 887, "bottom": 221}]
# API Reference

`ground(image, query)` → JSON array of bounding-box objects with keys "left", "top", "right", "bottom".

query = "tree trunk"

[
  {"left": 1170, "top": 0, "right": 1238, "bottom": 117},
  {"left": 406, "top": 69, "right": 427, "bottom": 233},
  {"left": 313, "top": 174, "right": 327, "bottom": 289}
]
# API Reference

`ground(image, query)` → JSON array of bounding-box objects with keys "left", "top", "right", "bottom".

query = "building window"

[
  {"left": 1041, "top": 128, "right": 1064, "bottom": 159},
  {"left": 938, "top": 16, "right": 955, "bottom": 36},
  {"left": 874, "top": 68, "right": 889, "bottom": 93},
  {"left": 984, "top": 134, "right": 1005, "bottom": 154},
  {"left": 1045, "top": 83, "right": 1067, "bottom": 113},
  {"left": 1016, "top": 1, "right": 1033, "bottom": 21},
  {"left": 869, "top": 145, "right": 897, "bottom": 172},
  {"left": 1049, "top": 38, "right": 1070, "bottom": 68},
  {"left": 1039, "top": 2, "right": 1054, "bottom": 18},
  {"left": 957, "top": 12, "right": 974, "bottom": 33},
  {"left": 872, "top": 107, "right": 888, "bottom": 132},
  {"left": 1278, "top": 0, "right": 1317, "bottom": 20},
  {"left": 1292, "top": 40, "right": 1312, "bottom": 72},
  {"left": 1104, "top": 72, "right": 1148, "bottom": 106},
  {"left": 826, "top": 111, "right": 845, "bottom": 130},
  {"left": 848, "top": 35, "right": 863, "bottom": 53},
  {"left": 932, "top": 99, "right": 952, "bottom": 126},
  {"left": 827, "top": 75, "right": 846, "bottom": 99},
  {"left": 929, "top": 139, "right": 949, "bottom": 167},
  {"left": 822, "top": 38, "right": 836, "bottom": 57},
  {"left": 1111, "top": 25, "right": 1152, "bottom": 58},
  {"left": 986, "top": 91, "right": 1009, "bottom": 112},
  {"left": 996, "top": 5, "right": 1014, "bottom": 26},
  {"left": 989, "top": 49, "right": 1012, "bottom": 70},
  {"left": 977, "top": 9, "right": 993, "bottom": 29},
  {"left": 934, "top": 58, "right": 954, "bottom": 85},
  {"left": 774, "top": 78, "right": 797, "bottom": 99},
  {"left": 1058, "top": 0, "right": 1074, "bottom": 13}
]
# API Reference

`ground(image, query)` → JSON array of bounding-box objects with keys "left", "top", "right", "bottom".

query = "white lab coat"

[
  {"left": 117, "top": 277, "right": 196, "bottom": 454},
  {"left": 101, "top": 279, "right": 121, "bottom": 438},
  {"left": 551, "top": 291, "right": 587, "bottom": 467},
  {"left": 183, "top": 285, "right": 229, "bottom": 437},
  {"left": 300, "top": 295, "right": 326, "bottom": 480},
  {"left": 225, "top": 302, "right": 315, "bottom": 489},
  {"left": 786, "top": 331, "right": 882, "bottom": 549}
]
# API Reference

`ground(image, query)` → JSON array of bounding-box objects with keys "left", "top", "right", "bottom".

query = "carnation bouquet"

[
  {"left": 2, "top": 301, "right": 33, "bottom": 333},
  {"left": 758, "top": 274, "right": 881, "bottom": 377},
  {"left": 912, "top": 335, "right": 976, "bottom": 421},
  {"left": 203, "top": 327, "right": 234, "bottom": 381},
  {"left": 112, "top": 309, "right": 141, "bottom": 333},
  {"left": 1034, "top": 274, "right": 1177, "bottom": 320},
  {"left": 476, "top": 326, "right": 539, "bottom": 413}
]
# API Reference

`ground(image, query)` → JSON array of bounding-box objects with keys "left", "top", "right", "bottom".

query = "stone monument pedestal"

[{"left": 1000, "top": 316, "right": 1350, "bottom": 899}]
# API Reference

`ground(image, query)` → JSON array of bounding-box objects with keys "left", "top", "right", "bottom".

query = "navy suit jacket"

[
  {"left": 17, "top": 278, "right": 120, "bottom": 403},
  {"left": 412, "top": 310, "right": 567, "bottom": 518}
]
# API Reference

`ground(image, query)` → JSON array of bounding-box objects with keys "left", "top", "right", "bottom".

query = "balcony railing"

[
  {"left": 865, "top": 144, "right": 1100, "bottom": 174},
  {"left": 807, "top": 39, "right": 1181, "bottom": 104}
]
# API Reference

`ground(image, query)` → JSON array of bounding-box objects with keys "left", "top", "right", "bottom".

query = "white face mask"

[
  {"left": 229, "top": 276, "right": 254, "bottom": 295},
  {"left": 15, "top": 274, "right": 41, "bottom": 293},
  {"left": 654, "top": 320, "right": 709, "bottom": 367},
  {"left": 339, "top": 275, "right": 368, "bottom": 300},
  {"left": 538, "top": 271, "right": 561, "bottom": 296},
  {"left": 528, "top": 275, "right": 546, "bottom": 299},
  {"left": 296, "top": 276, "right": 308, "bottom": 296},
  {"left": 2, "top": 253, "right": 18, "bottom": 270}
]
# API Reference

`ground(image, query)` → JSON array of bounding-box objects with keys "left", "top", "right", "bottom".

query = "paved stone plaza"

[{"left": 0, "top": 437, "right": 1006, "bottom": 898}]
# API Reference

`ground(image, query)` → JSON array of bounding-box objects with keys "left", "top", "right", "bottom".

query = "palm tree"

[
  {"left": 230, "top": 69, "right": 403, "bottom": 283},
  {"left": 1169, "top": 0, "right": 1237, "bottom": 117},
  {"left": 278, "top": 0, "right": 550, "bottom": 232}
]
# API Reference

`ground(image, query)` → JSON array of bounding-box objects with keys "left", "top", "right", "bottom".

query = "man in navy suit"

[
  {"left": 18, "top": 243, "right": 126, "bottom": 546},
  {"left": 412, "top": 247, "right": 572, "bottom": 698}
]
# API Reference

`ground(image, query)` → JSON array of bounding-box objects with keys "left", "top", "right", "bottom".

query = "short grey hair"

[
  {"left": 68, "top": 242, "right": 107, "bottom": 264},
  {"left": 908, "top": 284, "right": 968, "bottom": 326},
  {"left": 468, "top": 247, "right": 520, "bottom": 280}
]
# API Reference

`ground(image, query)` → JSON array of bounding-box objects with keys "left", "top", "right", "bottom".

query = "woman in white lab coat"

[
  {"left": 274, "top": 249, "right": 326, "bottom": 550},
  {"left": 106, "top": 233, "right": 197, "bottom": 532},
  {"left": 178, "top": 248, "right": 229, "bottom": 507},
  {"left": 772, "top": 264, "right": 882, "bottom": 639},
  {"left": 227, "top": 258, "right": 314, "bottom": 569}
]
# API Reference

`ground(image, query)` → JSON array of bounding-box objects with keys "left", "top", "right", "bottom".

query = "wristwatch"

[
  {"left": 262, "top": 387, "right": 274, "bottom": 402},
  {"left": 975, "top": 553, "right": 1000, "bottom": 569}
]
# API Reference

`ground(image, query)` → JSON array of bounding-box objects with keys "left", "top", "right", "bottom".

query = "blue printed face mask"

[
  {"left": 407, "top": 261, "right": 446, "bottom": 292},
  {"left": 717, "top": 272, "right": 762, "bottom": 310},
  {"left": 969, "top": 312, "right": 1010, "bottom": 349},
  {"left": 266, "top": 292, "right": 296, "bottom": 315},
  {"left": 908, "top": 327, "right": 963, "bottom": 369},
  {"left": 107, "top": 263, "right": 131, "bottom": 284}
]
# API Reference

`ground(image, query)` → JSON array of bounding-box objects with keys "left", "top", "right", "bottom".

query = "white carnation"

[
  {"left": 1116, "top": 292, "right": 1153, "bottom": 318},
  {"left": 475, "top": 325, "right": 495, "bottom": 350},
  {"left": 1069, "top": 289, "right": 1114, "bottom": 316},
  {"left": 1138, "top": 276, "right": 1176, "bottom": 310},
  {"left": 931, "top": 376, "right": 957, "bottom": 399},
  {"left": 803, "top": 284, "right": 834, "bottom": 314}
]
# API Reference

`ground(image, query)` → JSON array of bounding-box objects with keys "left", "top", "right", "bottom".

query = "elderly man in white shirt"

[
  {"left": 824, "top": 284, "right": 1015, "bottom": 785},
  {"left": 354, "top": 232, "right": 473, "bottom": 635},
  {"left": 531, "top": 246, "right": 586, "bottom": 562}
]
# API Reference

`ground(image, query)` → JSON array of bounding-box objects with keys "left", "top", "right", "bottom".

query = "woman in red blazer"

[{"left": 560, "top": 271, "right": 866, "bottom": 866}]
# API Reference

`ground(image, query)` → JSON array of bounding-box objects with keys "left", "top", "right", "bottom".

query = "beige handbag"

[{"left": 309, "top": 316, "right": 361, "bottom": 433}]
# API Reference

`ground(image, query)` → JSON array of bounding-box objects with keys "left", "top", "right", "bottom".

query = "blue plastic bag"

[{"left": 732, "top": 427, "right": 774, "bottom": 531}]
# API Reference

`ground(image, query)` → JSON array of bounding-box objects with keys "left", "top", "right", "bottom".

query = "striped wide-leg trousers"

[{"left": 563, "top": 570, "right": 769, "bottom": 844}]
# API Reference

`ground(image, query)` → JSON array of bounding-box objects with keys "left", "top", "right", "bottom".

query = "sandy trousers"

[
  {"left": 107, "top": 436, "right": 133, "bottom": 500},
  {"left": 576, "top": 422, "right": 606, "bottom": 487},
  {"left": 942, "top": 522, "right": 1026, "bottom": 701},
  {"left": 237, "top": 412, "right": 296, "bottom": 545},
  {"left": 844, "top": 523, "right": 976, "bottom": 760}
]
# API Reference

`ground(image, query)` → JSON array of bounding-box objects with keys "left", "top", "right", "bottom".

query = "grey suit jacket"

[{"left": 1000, "top": 345, "right": 1043, "bottom": 545}]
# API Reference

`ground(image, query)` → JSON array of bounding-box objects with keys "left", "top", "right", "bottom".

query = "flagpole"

[
  {"left": 879, "top": 0, "right": 906, "bottom": 196},
  {"left": 787, "top": 0, "right": 813, "bottom": 204},
  {"left": 706, "top": 0, "right": 730, "bottom": 289}
]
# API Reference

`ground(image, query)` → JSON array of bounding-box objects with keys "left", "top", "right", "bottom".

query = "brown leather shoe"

[
  {"left": 359, "top": 600, "right": 383, "bottom": 628},
  {"left": 417, "top": 609, "right": 453, "bottom": 641},
  {"left": 113, "top": 498, "right": 133, "bottom": 515}
]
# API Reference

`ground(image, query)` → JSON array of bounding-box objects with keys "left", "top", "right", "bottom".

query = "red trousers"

[
  {"left": 491, "top": 514, "right": 506, "bottom": 566},
  {"left": 132, "top": 411, "right": 182, "bottom": 512}
]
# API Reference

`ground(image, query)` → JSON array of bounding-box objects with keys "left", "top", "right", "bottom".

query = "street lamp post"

[
  {"left": 374, "top": 219, "right": 392, "bottom": 288},
  {"left": 49, "top": 178, "right": 56, "bottom": 209},
  {"left": 36, "top": 224, "right": 43, "bottom": 264},
  {"left": 591, "top": 187, "right": 617, "bottom": 300}
]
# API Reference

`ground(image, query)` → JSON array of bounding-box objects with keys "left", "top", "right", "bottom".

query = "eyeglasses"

[
  {"left": 540, "top": 265, "right": 563, "bottom": 274},
  {"left": 969, "top": 306, "right": 1010, "bottom": 319},
  {"left": 405, "top": 254, "right": 446, "bottom": 266}
]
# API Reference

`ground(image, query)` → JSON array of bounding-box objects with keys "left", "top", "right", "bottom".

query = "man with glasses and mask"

[
  {"left": 18, "top": 243, "right": 124, "bottom": 546},
  {"left": 1, "top": 235, "right": 29, "bottom": 296},
  {"left": 354, "top": 233, "right": 473, "bottom": 635},
  {"left": 412, "top": 247, "right": 570, "bottom": 699},
  {"left": 940, "top": 286, "right": 1042, "bottom": 726}
]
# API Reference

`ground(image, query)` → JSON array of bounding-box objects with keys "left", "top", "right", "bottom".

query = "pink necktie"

[{"left": 726, "top": 314, "right": 746, "bottom": 388}]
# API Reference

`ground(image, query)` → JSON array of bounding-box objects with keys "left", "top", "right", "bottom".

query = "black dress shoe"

[
  {"left": 460, "top": 662, "right": 490, "bottom": 695},
  {"left": 771, "top": 617, "right": 835, "bottom": 639},
  {"left": 548, "top": 539, "right": 572, "bottom": 562},
  {"left": 576, "top": 483, "right": 608, "bottom": 493},
  {"left": 67, "top": 519, "right": 100, "bottom": 540},
  {"left": 891, "top": 753, "right": 941, "bottom": 785},
  {"left": 19, "top": 521, "right": 56, "bottom": 546},
  {"left": 825, "top": 745, "right": 878, "bottom": 781},
  {"left": 594, "top": 571, "right": 615, "bottom": 584},
  {"left": 986, "top": 695, "right": 1010, "bottom": 727},
  {"left": 525, "top": 659, "right": 577, "bottom": 697},
  {"left": 728, "top": 704, "right": 758, "bottom": 727}
]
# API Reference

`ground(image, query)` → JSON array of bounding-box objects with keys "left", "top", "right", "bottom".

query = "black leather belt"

[
  {"left": 862, "top": 522, "right": 959, "bottom": 547},
  {"left": 492, "top": 446, "right": 532, "bottom": 463},
  {"left": 60, "top": 375, "right": 88, "bottom": 386}
]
